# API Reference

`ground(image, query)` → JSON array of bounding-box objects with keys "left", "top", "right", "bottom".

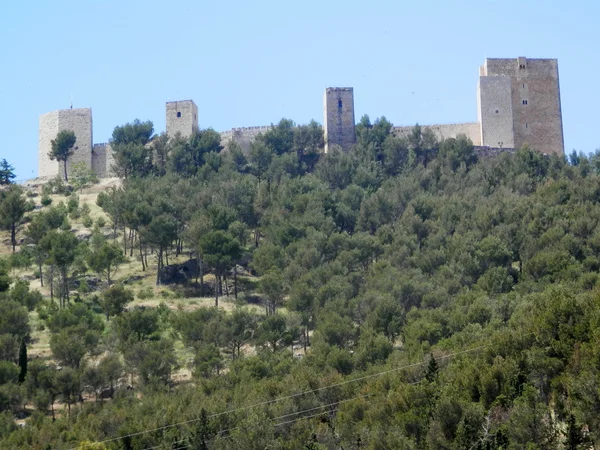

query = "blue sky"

[{"left": 1, "top": 0, "right": 598, "bottom": 179}]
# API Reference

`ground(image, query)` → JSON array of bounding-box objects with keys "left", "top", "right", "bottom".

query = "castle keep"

[
  {"left": 38, "top": 56, "right": 564, "bottom": 178},
  {"left": 38, "top": 108, "right": 94, "bottom": 178},
  {"left": 478, "top": 57, "right": 564, "bottom": 155}
]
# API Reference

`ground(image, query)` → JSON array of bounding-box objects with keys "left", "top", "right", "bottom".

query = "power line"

[
  {"left": 73, "top": 342, "right": 492, "bottom": 449},
  {"left": 151, "top": 382, "right": 426, "bottom": 450},
  {"left": 144, "top": 393, "right": 377, "bottom": 450}
]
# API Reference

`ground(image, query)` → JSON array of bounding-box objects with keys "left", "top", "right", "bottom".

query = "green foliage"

[
  {"left": 17, "top": 341, "right": 26, "bottom": 384},
  {"left": 110, "top": 119, "right": 154, "bottom": 178},
  {"left": 113, "top": 307, "right": 160, "bottom": 345},
  {"left": 70, "top": 162, "right": 99, "bottom": 192},
  {"left": 6, "top": 118, "right": 600, "bottom": 449},
  {"left": 199, "top": 230, "right": 241, "bottom": 305},
  {"left": 111, "top": 119, "right": 154, "bottom": 145},
  {"left": 0, "top": 259, "right": 10, "bottom": 293},
  {"left": 169, "top": 129, "right": 223, "bottom": 177},
  {"left": 0, "top": 301, "right": 29, "bottom": 342},
  {"left": 100, "top": 284, "right": 133, "bottom": 320},
  {"left": 87, "top": 234, "right": 126, "bottom": 283},
  {"left": 49, "top": 130, "right": 76, "bottom": 181},
  {"left": 0, "top": 185, "right": 28, "bottom": 252},
  {"left": 43, "top": 230, "right": 80, "bottom": 306},
  {"left": 0, "top": 159, "right": 16, "bottom": 185}
]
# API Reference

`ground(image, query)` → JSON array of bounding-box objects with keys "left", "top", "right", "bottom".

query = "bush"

[
  {"left": 78, "top": 279, "right": 90, "bottom": 294},
  {"left": 137, "top": 286, "right": 154, "bottom": 300},
  {"left": 43, "top": 175, "right": 72, "bottom": 196},
  {"left": 67, "top": 195, "right": 79, "bottom": 214},
  {"left": 82, "top": 215, "right": 93, "bottom": 228},
  {"left": 41, "top": 195, "right": 52, "bottom": 206},
  {"left": 60, "top": 217, "right": 72, "bottom": 231},
  {"left": 96, "top": 217, "right": 106, "bottom": 228}
]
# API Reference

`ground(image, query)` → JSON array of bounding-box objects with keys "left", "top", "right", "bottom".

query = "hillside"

[{"left": 1, "top": 119, "right": 600, "bottom": 449}]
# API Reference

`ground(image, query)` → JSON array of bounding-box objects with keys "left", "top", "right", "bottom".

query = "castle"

[{"left": 38, "top": 57, "right": 564, "bottom": 179}]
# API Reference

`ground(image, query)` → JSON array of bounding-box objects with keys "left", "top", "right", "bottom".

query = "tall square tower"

[
  {"left": 323, "top": 88, "right": 356, "bottom": 152},
  {"left": 478, "top": 57, "right": 564, "bottom": 156},
  {"left": 38, "top": 108, "right": 93, "bottom": 178},
  {"left": 166, "top": 100, "right": 198, "bottom": 139}
]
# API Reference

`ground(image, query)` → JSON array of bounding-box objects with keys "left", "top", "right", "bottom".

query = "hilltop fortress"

[{"left": 38, "top": 57, "right": 564, "bottom": 179}]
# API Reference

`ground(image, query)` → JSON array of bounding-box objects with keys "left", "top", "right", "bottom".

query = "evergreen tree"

[
  {"left": 190, "top": 408, "right": 212, "bottom": 450},
  {"left": 17, "top": 340, "right": 27, "bottom": 384},
  {"left": 0, "top": 159, "right": 16, "bottom": 185},
  {"left": 566, "top": 414, "right": 583, "bottom": 450},
  {"left": 49, "top": 130, "right": 77, "bottom": 182},
  {"left": 426, "top": 354, "right": 439, "bottom": 383}
]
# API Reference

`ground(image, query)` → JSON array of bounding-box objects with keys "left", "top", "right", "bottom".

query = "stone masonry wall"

[
  {"left": 92, "top": 143, "right": 114, "bottom": 178},
  {"left": 474, "top": 146, "right": 516, "bottom": 158},
  {"left": 38, "top": 111, "right": 60, "bottom": 178},
  {"left": 166, "top": 100, "right": 198, "bottom": 139},
  {"left": 324, "top": 88, "right": 356, "bottom": 152},
  {"left": 220, "top": 126, "right": 273, "bottom": 153},
  {"left": 482, "top": 58, "right": 564, "bottom": 156},
  {"left": 478, "top": 76, "right": 515, "bottom": 148},
  {"left": 392, "top": 122, "right": 481, "bottom": 145},
  {"left": 38, "top": 108, "right": 93, "bottom": 179}
]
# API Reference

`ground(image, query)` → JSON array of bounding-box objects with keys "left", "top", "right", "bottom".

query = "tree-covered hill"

[{"left": 1, "top": 117, "right": 600, "bottom": 449}]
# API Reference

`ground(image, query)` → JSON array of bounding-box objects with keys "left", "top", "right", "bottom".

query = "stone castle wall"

[
  {"left": 91, "top": 143, "right": 114, "bottom": 178},
  {"left": 474, "top": 146, "right": 516, "bottom": 158},
  {"left": 220, "top": 126, "right": 273, "bottom": 153},
  {"left": 392, "top": 122, "right": 481, "bottom": 145}
]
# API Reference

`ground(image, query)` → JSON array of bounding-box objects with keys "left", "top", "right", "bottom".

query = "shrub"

[
  {"left": 137, "top": 286, "right": 154, "bottom": 300},
  {"left": 82, "top": 215, "right": 93, "bottom": 228}
]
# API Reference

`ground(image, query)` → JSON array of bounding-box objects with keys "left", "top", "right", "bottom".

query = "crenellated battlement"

[{"left": 231, "top": 126, "right": 272, "bottom": 132}]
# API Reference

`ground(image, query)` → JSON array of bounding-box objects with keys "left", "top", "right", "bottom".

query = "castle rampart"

[
  {"left": 220, "top": 126, "right": 274, "bottom": 153},
  {"left": 392, "top": 122, "right": 481, "bottom": 146}
]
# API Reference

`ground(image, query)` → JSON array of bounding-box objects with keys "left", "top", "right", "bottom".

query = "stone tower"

[
  {"left": 478, "top": 57, "right": 564, "bottom": 156},
  {"left": 166, "top": 100, "right": 198, "bottom": 139},
  {"left": 38, "top": 108, "right": 93, "bottom": 178},
  {"left": 323, "top": 87, "right": 356, "bottom": 152}
]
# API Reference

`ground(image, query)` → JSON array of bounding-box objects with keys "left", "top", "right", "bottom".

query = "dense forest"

[{"left": 1, "top": 116, "right": 600, "bottom": 449}]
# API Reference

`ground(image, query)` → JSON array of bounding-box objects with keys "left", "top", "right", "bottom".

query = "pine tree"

[
  {"left": 191, "top": 408, "right": 211, "bottom": 450},
  {"left": 18, "top": 339, "right": 27, "bottom": 384},
  {"left": 425, "top": 353, "right": 438, "bottom": 383},
  {"left": 0, "top": 159, "right": 16, "bottom": 185},
  {"left": 566, "top": 414, "right": 582, "bottom": 450}
]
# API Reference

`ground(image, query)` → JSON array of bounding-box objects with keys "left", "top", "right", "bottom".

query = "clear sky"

[{"left": 1, "top": 0, "right": 598, "bottom": 179}]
